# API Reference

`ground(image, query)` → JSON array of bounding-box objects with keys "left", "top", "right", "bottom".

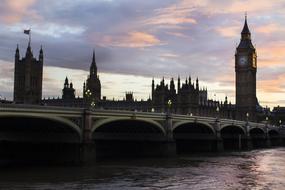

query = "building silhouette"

[
  {"left": 83, "top": 50, "right": 101, "bottom": 102},
  {"left": 151, "top": 76, "right": 234, "bottom": 118},
  {"left": 235, "top": 15, "right": 258, "bottom": 121},
  {"left": 13, "top": 43, "right": 43, "bottom": 104},
  {"left": 62, "top": 77, "right": 75, "bottom": 100}
]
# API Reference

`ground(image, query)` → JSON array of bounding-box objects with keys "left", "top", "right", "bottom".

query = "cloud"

[
  {"left": 99, "top": 32, "right": 163, "bottom": 48},
  {"left": 142, "top": 0, "right": 197, "bottom": 28},
  {"left": 255, "top": 23, "right": 284, "bottom": 34},
  {"left": 216, "top": 26, "right": 240, "bottom": 38},
  {"left": 258, "top": 42, "right": 285, "bottom": 68},
  {"left": 0, "top": 0, "right": 39, "bottom": 24}
]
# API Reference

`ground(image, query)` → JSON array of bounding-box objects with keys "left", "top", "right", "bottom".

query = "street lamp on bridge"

[
  {"left": 91, "top": 101, "right": 96, "bottom": 109},
  {"left": 216, "top": 106, "right": 220, "bottom": 121},
  {"left": 279, "top": 120, "right": 282, "bottom": 127},
  {"left": 246, "top": 112, "right": 249, "bottom": 122},
  {"left": 167, "top": 99, "right": 172, "bottom": 114},
  {"left": 265, "top": 116, "right": 269, "bottom": 133}
]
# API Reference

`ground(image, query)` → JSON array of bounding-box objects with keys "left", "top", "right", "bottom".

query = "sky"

[{"left": 0, "top": 0, "right": 284, "bottom": 108}]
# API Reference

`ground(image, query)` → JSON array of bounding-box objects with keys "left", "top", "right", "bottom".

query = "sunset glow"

[{"left": 0, "top": 0, "right": 284, "bottom": 108}]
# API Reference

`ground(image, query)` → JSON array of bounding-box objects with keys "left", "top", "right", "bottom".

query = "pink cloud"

[
  {"left": 99, "top": 32, "right": 163, "bottom": 48},
  {"left": 258, "top": 42, "right": 285, "bottom": 68},
  {"left": 142, "top": 1, "right": 197, "bottom": 27},
  {"left": 256, "top": 23, "right": 285, "bottom": 34},
  {"left": 216, "top": 26, "right": 240, "bottom": 38},
  {"left": 0, "top": 0, "right": 39, "bottom": 24}
]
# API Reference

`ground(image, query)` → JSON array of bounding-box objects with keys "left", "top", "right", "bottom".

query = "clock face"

[{"left": 238, "top": 56, "right": 248, "bottom": 66}]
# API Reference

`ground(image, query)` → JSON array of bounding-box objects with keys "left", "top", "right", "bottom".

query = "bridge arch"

[
  {"left": 220, "top": 124, "right": 246, "bottom": 134},
  {"left": 249, "top": 127, "right": 265, "bottom": 135},
  {"left": 0, "top": 113, "right": 82, "bottom": 163},
  {"left": 173, "top": 121, "right": 215, "bottom": 134},
  {"left": 249, "top": 127, "right": 266, "bottom": 148},
  {"left": 0, "top": 114, "right": 82, "bottom": 143},
  {"left": 92, "top": 117, "right": 165, "bottom": 134},
  {"left": 268, "top": 129, "right": 280, "bottom": 146},
  {"left": 173, "top": 121, "right": 216, "bottom": 153},
  {"left": 91, "top": 118, "right": 167, "bottom": 159},
  {"left": 220, "top": 125, "right": 246, "bottom": 150},
  {"left": 268, "top": 129, "right": 279, "bottom": 135}
]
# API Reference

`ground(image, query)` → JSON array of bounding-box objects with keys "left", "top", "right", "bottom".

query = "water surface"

[{"left": 1, "top": 148, "right": 285, "bottom": 189}]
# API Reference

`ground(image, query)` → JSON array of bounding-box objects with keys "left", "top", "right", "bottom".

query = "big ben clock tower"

[{"left": 235, "top": 15, "right": 257, "bottom": 121}]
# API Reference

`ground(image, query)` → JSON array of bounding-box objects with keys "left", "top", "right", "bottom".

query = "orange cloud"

[
  {"left": 257, "top": 42, "right": 285, "bottom": 67},
  {"left": 143, "top": 1, "right": 197, "bottom": 27},
  {"left": 216, "top": 26, "right": 240, "bottom": 38},
  {"left": 100, "top": 32, "right": 162, "bottom": 48},
  {"left": 0, "top": 0, "right": 39, "bottom": 24},
  {"left": 165, "top": 31, "right": 190, "bottom": 38},
  {"left": 256, "top": 23, "right": 281, "bottom": 34}
]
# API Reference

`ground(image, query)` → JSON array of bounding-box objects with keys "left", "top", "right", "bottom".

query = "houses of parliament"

[{"left": 11, "top": 16, "right": 284, "bottom": 123}]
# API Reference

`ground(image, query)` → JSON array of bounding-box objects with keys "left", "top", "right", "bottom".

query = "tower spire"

[
  {"left": 90, "top": 49, "right": 97, "bottom": 76},
  {"left": 241, "top": 12, "right": 251, "bottom": 39},
  {"left": 92, "top": 49, "right": 95, "bottom": 64}
]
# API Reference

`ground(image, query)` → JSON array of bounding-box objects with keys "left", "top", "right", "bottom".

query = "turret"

[
  {"left": 15, "top": 44, "right": 20, "bottom": 61},
  {"left": 177, "top": 75, "right": 180, "bottom": 93},
  {"left": 241, "top": 14, "right": 251, "bottom": 40},
  {"left": 83, "top": 82, "right": 86, "bottom": 97},
  {"left": 39, "top": 45, "right": 43, "bottom": 62},
  {"left": 25, "top": 42, "right": 33, "bottom": 58},
  {"left": 170, "top": 78, "right": 175, "bottom": 92},
  {"left": 90, "top": 50, "right": 97, "bottom": 76},
  {"left": 64, "top": 77, "right": 69, "bottom": 88},
  {"left": 151, "top": 78, "right": 155, "bottom": 100}
]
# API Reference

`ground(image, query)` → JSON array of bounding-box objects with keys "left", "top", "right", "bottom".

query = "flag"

[{"left": 24, "top": 29, "right": 30, "bottom": 35}]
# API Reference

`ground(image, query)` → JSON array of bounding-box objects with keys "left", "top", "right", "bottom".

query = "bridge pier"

[
  {"left": 215, "top": 123, "right": 224, "bottom": 152},
  {"left": 80, "top": 109, "right": 97, "bottom": 164},
  {"left": 266, "top": 138, "right": 271, "bottom": 148},
  {"left": 246, "top": 138, "right": 253, "bottom": 150},
  {"left": 216, "top": 138, "right": 224, "bottom": 152},
  {"left": 216, "top": 131, "right": 223, "bottom": 152},
  {"left": 163, "top": 114, "right": 176, "bottom": 156},
  {"left": 80, "top": 143, "right": 96, "bottom": 164}
]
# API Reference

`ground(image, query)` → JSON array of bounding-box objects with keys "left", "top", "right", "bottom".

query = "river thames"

[{"left": 0, "top": 148, "right": 285, "bottom": 190}]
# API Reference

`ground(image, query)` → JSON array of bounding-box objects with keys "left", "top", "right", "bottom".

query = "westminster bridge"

[{"left": 0, "top": 104, "right": 284, "bottom": 164}]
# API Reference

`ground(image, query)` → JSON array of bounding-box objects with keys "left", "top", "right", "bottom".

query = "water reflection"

[{"left": 1, "top": 148, "right": 285, "bottom": 189}]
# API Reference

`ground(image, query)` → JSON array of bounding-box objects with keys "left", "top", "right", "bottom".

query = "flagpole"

[{"left": 29, "top": 28, "right": 31, "bottom": 46}]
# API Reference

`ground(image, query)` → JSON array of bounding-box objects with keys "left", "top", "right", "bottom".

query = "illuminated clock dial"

[
  {"left": 239, "top": 56, "right": 248, "bottom": 66},
  {"left": 252, "top": 56, "right": 257, "bottom": 68}
]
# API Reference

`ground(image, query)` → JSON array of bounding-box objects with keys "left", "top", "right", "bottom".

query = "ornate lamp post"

[
  {"left": 246, "top": 112, "right": 250, "bottom": 135},
  {"left": 216, "top": 106, "right": 220, "bottom": 121},
  {"left": 265, "top": 116, "right": 269, "bottom": 137},
  {"left": 167, "top": 99, "right": 172, "bottom": 114},
  {"left": 90, "top": 101, "right": 96, "bottom": 108}
]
